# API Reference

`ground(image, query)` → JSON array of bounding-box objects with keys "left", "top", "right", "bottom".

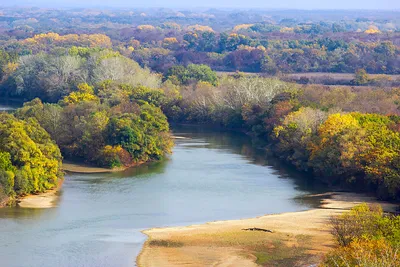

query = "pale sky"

[{"left": 1, "top": 0, "right": 399, "bottom": 10}]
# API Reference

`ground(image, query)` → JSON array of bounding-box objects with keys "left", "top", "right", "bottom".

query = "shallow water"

[{"left": 0, "top": 125, "right": 327, "bottom": 267}]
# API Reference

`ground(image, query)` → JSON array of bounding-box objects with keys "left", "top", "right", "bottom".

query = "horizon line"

[{"left": 1, "top": 5, "right": 399, "bottom": 11}]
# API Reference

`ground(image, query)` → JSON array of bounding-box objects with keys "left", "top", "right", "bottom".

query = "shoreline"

[
  {"left": 14, "top": 162, "right": 130, "bottom": 208},
  {"left": 2, "top": 159, "right": 154, "bottom": 208},
  {"left": 16, "top": 179, "right": 64, "bottom": 209},
  {"left": 62, "top": 161, "right": 126, "bottom": 173},
  {"left": 137, "top": 192, "right": 399, "bottom": 267},
  {"left": 62, "top": 151, "right": 175, "bottom": 174}
]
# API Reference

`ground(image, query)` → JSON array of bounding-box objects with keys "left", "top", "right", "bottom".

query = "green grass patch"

[{"left": 149, "top": 239, "right": 184, "bottom": 248}]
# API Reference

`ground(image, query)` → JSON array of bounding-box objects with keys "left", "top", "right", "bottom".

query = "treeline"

[
  {"left": 1, "top": 8, "right": 398, "bottom": 36},
  {"left": 9, "top": 31, "right": 397, "bottom": 75},
  {"left": 282, "top": 70, "right": 400, "bottom": 87},
  {"left": 0, "top": 47, "right": 160, "bottom": 102},
  {"left": 1, "top": 8, "right": 399, "bottom": 77},
  {"left": 131, "top": 34, "right": 399, "bottom": 74},
  {"left": 0, "top": 113, "right": 62, "bottom": 204}
]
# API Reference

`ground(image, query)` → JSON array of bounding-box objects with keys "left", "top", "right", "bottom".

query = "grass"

[
  {"left": 254, "top": 239, "right": 309, "bottom": 266},
  {"left": 148, "top": 239, "right": 184, "bottom": 248},
  {"left": 155, "top": 228, "right": 318, "bottom": 266}
]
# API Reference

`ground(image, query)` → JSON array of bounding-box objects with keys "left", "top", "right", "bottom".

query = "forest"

[
  {"left": 0, "top": 7, "right": 399, "bottom": 202},
  {"left": 0, "top": 6, "right": 399, "bottom": 266},
  {"left": 0, "top": 8, "right": 399, "bottom": 76}
]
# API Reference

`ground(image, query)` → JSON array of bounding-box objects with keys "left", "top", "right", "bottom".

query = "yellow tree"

[{"left": 62, "top": 83, "right": 99, "bottom": 105}]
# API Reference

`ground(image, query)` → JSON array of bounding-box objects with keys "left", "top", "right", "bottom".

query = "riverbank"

[
  {"left": 9, "top": 162, "right": 123, "bottom": 208},
  {"left": 17, "top": 180, "right": 64, "bottom": 209},
  {"left": 2, "top": 158, "right": 160, "bottom": 208},
  {"left": 137, "top": 192, "right": 398, "bottom": 267},
  {"left": 62, "top": 161, "right": 126, "bottom": 173},
  {"left": 0, "top": 163, "right": 119, "bottom": 209}
]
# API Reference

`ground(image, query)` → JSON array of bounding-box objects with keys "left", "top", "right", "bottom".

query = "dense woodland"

[
  {"left": 0, "top": 8, "right": 399, "bottom": 76},
  {"left": 0, "top": 8, "right": 399, "bottom": 201},
  {"left": 0, "top": 113, "right": 62, "bottom": 204}
]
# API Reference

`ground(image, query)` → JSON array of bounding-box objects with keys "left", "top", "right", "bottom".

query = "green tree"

[{"left": 165, "top": 64, "right": 218, "bottom": 86}]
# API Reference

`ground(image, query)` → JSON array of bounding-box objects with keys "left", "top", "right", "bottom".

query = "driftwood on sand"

[{"left": 242, "top": 227, "right": 273, "bottom": 233}]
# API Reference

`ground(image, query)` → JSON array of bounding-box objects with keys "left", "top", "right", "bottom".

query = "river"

[
  {"left": 0, "top": 99, "right": 21, "bottom": 112},
  {"left": 0, "top": 124, "right": 327, "bottom": 267}
]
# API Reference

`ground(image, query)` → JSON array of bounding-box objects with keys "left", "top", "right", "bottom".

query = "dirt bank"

[{"left": 137, "top": 192, "right": 398, "bottom": 267}]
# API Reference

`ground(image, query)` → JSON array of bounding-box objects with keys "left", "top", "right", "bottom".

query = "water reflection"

[
  {"left": 0, "top": 206, "right": 51, "bottom": 219},
  {"left": 173, "top": 124, "right": 325, "bottom": 200},
  {"left": 69, "top": 159, "right": 169, "bottom": 184}
]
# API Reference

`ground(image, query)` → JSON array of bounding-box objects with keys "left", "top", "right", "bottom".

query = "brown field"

[
  {"left": 286, "top": 72, "right": 400, "bottom": 81},
  {"left": 217, "top": 71, "right": 400, "bottom": 82}
]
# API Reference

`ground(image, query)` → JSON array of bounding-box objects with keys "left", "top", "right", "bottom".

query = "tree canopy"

[
  {"left": 0, "top": 113, "right": 62, "bottom": 204},
  {"left": 15, "top": 83, "right": 173, "bottom": 169}
]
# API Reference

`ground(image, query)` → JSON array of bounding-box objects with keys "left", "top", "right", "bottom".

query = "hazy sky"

[{"left": 2, "top": 0, "right": 399, "bottom": 10}]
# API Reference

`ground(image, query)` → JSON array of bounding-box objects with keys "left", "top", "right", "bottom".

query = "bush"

[
  {"left": 322, "top": 239, "right": 400, "bottom": 267},
  {"left": 322, "top": 204, "right": 400, "bottom": 267}
]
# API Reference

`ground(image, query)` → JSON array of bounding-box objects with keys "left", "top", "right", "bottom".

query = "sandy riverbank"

[
  {"left": 15, "top": 162, "right": 120, "bottom": 208},
  {"left": 137, "top": 192, "right": 398, "bottom": 267},
  {"left": 62, "top": 161, "right": 125, "bottom": 173},
  {"left": 17, "top": 189, "right": 59, "bottom": 208},
  {"left": 16, "top": 160, "right": 121, "bottom": 208},
  {"left": 17, "top": 180, "right": 64, "bottom": 209},
  {"left": 14, "top": 160, "right": 143, "bottom": 208}
]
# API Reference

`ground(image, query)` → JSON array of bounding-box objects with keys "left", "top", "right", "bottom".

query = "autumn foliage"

[
  {"left": 16, "top": 83, "right": 173, "bottom": 169},
  {"left": 321, "top": 204, "right": 400, "bottom": 267},
  {"left": 0, "top": 113, "right": 63, "bottom": 204},
  {"left": 23, "top": 33, "right": 112, "bottom": 49}
]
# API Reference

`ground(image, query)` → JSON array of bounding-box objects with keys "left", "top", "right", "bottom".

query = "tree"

[
  {"left": 3, "top": 51, "right": 161, "bottom": 103},
  {"left": 165, "top": 64, "right": 218, "bottom": 86},
  {"left": 309, "top": 113, "right": 363, "bottom": 182},
  {"left": 91, "top": 53, "right": 161, "bottom": 89},
  {"left": 273, "top": 107, "right": 327, "bottom": 170},
  {"left": 4, "top": 53, "right": 87, "bottom": 102},
  {"left": 354, "top": 69, "right": 369, "bottom": 85},
  {"left": 0, "top": 113, "right": 62, "bottom": 199},
  {"left": 61, "top": 83, "right": 99, "bottom": 105}
]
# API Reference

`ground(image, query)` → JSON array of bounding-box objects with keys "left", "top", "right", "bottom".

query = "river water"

[
  {"left": 0, "top": 99, "right": 21, "bottom": 112},
  {"left": 0, "top": 124, "right": 327, "bottom": 267}
]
